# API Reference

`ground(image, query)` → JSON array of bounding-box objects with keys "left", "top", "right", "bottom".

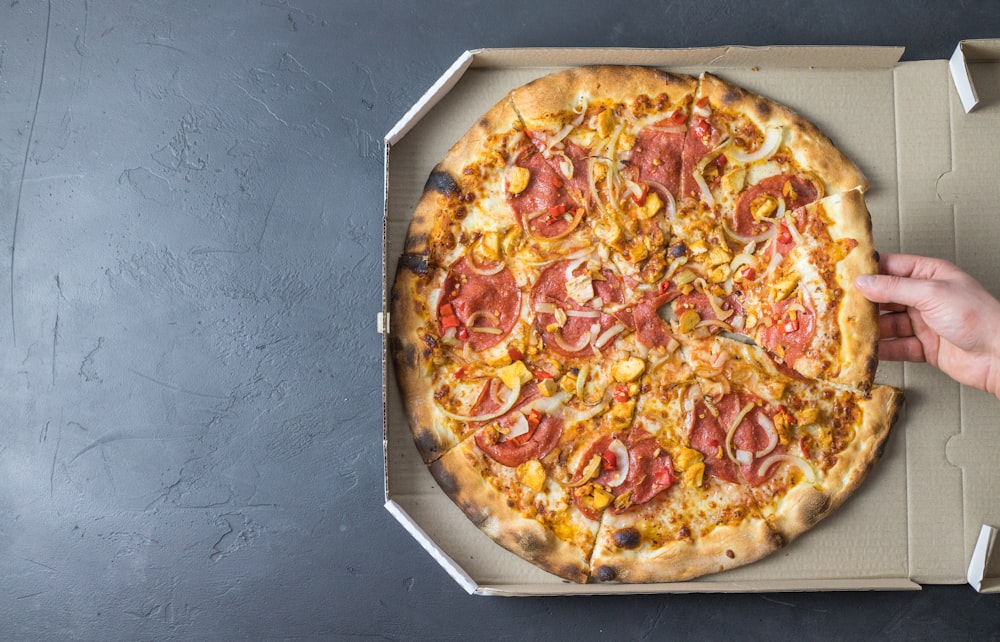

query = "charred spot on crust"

[
  {"left": 391, "top": 338, "right": 418, "bottom": 369},
  {"left": 517, "top": 531, "right": 543, "bottom": 555},
  {"left": 430, "top": 461, "right": 457, "bottom": 493},
  {"left": 424, "top": 169, "right": 460, "bottom": 198},
  {"left": 725, "top": 549, "right": 735, "bottom": 559},
  {"left": 612, "top": 527, "right": 641, "bottom": 550},
  {"left": 398, "top": 252, "right": 429, "bottom": 276},
  {"left": 594, "top": 565, "right": 617, "bottom": 582},
  {"left": 754, "top": 100, "right": 773, "bottom": 121}
]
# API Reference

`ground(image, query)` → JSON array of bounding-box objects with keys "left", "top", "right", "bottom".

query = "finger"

[
  {"left": 878, "top": 252, "right": 959, "bottom": 280},
  {"left": 878, "top": 311, "right": 914, "bottom": 340},
  {"left": 854, "top": 273, "right": 941, "bottom": 309},
  {"left": 878, "top": 337, "right": 926, "bottom": 362}
]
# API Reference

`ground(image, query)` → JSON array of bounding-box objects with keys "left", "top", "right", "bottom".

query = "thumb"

[{"left": 854, "top": 273, "right": 940, "bottom": 309}]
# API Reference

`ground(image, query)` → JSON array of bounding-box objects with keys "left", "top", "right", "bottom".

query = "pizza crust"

[
  {"left": 762, "top": 385, "right": 903, "bottom": 542},
  {"left": 430, "top": 440, "right": 594, "bottom": 583},
  {"left": 827, "top": 188, "right": 881, "bottom": 392},
  {"left": 511, "top": 65, "right": 697, "bottom": 124},
  {"left": 590, "top": 481, "right": 782, "bottom": 583}
]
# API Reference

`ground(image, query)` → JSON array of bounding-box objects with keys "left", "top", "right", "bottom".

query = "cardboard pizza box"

[{"left": 379, "top": 41, "right": 1000, "bottom": 595}]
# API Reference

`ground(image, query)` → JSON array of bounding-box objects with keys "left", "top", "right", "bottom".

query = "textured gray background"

[{"left": 1, "top": 1, "right": 1000, "bottom": 639}]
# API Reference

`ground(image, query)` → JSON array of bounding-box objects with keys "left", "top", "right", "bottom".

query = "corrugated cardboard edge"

[{"left": 385, "top": 500, "right": 479, "bottom": 594}]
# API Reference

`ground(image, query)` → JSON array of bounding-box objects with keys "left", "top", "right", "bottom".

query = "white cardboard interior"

[{"left": 381, "top": 42, "right": 1000, "bottom": 595}]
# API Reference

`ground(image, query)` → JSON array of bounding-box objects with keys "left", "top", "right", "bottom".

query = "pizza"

[{"left": 389, "top": 65, "right": 903, "bottom": 583}]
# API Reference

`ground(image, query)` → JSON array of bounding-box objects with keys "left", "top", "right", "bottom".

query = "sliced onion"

[
  {"left": 725, "top": 402, "right": 757, "bottom": 463},
  {"left": 723, "top": 221, "right": 777, "bottom": 245},
  {"left": 564, "top": 255, "right": 590, "bottom": 281},
  {"left": 552, "top": 328, "right": 591, "bottom": 353},
  {"left": 735, "top": 449, "right": 753, "bottom": 466},
  {"left": 695, "top": 318, "right": 733, "bottom": 332},
  {"left": 729, "top": 252, "right": 755, "bottom": 275},
  {"left": 576, "top": 364, "right": 590, "bottom": 401},
  {"left": 693, "top": 169, "right": 715, "bottom": 208},
  {"left": 466, "top": 310, "right": 502, "bottom": 330},
  {"left": 467, "top": 327, "right": 502, "bottom": 335},
  {"left": 605, "top": 439, "right": 630, "bottom": 488},
  {"left": 765, "top": 241, "right": 784, "bottom": 280},
  {"left": 465, "top": 253, "right": 505, "bottom": 276},
  {"left": 563, "top": 399, "right": 609, "bottom": 423},
  {"left": 704, "top": 290, "right": 734, "bottom": 322},
  {"left": 569, "top": 454, "right": 602, "bottom": 488},
  {"left": 755, "top": 414, "right": 779, "bottom": 457},
  {"left": 783, "top": 209, "right": 805, "bottom": 245},
  {"left": 504, "top": 411, "right": 530, "bottom": 441},
  {"left": 556, "top": 152, "right": 575, "bottom": 179},
  {"left": 434, "top": 380, "right": 522, "bottom": 423},
  {"left": 594, "top": 322, "right": 626, "bottom": 349},
  {"left": 526, "top": 391, "right": 571, "bottom": 416},
  {"left": 757, "top": 453, "right": 815, "bottom": 483},
  {"left": 730, "top": 126, "right": 783, "bottom": 163},
  {"left": 623, "top": 177, "right": 645, "bottom": 201},
  {"left": 566, "top": 309, "right": 601, "bottom": 319},
  {"left": 535, "top": 302, "right": 557, "bottom": 314},
  {"left": 526, "top": 208, "right": 550, "bottom": 221},
  {"left": 528, "top": 206, "right": 586, "bottom": 242},
  {"left": 692, "top": 103, "right": 711, "bottom": 118}
]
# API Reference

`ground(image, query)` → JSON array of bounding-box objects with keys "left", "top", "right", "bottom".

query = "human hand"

[{"left": 854, "top": 253, "right": 1000, "bottom": 398}]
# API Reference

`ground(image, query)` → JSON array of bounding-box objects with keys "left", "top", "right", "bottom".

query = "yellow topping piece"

[
  {"left": 517, "top": 459, "right": 546, "bottom": 493},
  {"left": 612, "top": 357, "right": 646, "bottom": 383},
  {"left": 638, "top": 191, "right": 663, "bottom": 220},
  {"left": 537, "top": 378, "right": 559, "bottom": 397},
  {"left": 678, "top": 309, "right": 701, "bottom": 333},
  {"left": 497, "top": 360, "right": 532, "bottom": 390},
  {"left": 596, "top": 109, "right": 615, "bottom": 138},
  {"left": 508, "top": 166, "right": 531, "bottom": 195}
]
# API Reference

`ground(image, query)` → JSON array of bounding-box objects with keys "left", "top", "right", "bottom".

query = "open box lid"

[{"left": 381, "top": 42, "right": 1000, "bottom": 594}]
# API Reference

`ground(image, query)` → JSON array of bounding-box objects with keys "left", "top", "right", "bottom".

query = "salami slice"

[
  {"left": 473, "top": 382, "right": 564, "bottom": 467},
  {"left": 629, "top": 122, "right": 685, "bottom": 200},
  {"left": 688, "top": 392, "right": 785, "bottom": 487},
  {"left": 571, "top": 427, "right": 674, "bottom": 519},
  {"left": 438, "top": 256, "right": 520, "bottom": 351},
  {"left": 507, "top": 149, "right": 582, "bottom": 239},
  {"left": 731, "top": 174, "right": 818, "bottom": 238},
  {"left": 532, "top": 259, "right": 627, "bottom": 357},
  {"left": 757, "top": 295, "right": 817, "bottom": 368}
]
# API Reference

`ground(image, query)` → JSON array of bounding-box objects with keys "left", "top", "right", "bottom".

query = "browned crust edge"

[
  {"left": 430, "top": 441, "right": 593, "bottom": 583},
  {"left": 511, "top": 65, "right": 698, "bottom": 124},
  {"left": 827, "top": 188, "right": 881, "bottom": 392},
  {"left": 763, "top": 385, "right": 903, "bottom": 541},
  {"left": 589, "top": 489, "right": 782, "bottom": 584}
]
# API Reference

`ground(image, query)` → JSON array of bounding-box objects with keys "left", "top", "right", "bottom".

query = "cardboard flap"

[
  {"left": 967, "top": 525, "right": 1000, "bottom": 592},
  {"left": 385, "top": 500, "right": 479, "bottom": 594},
  {"left": 386, "top": 50, "right": 476, "bottom": 145},
  {"left": 949, "top": 39, "right": 1000, "bottom": 113}
]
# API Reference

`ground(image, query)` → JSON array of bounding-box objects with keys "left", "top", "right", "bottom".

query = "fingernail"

[{"left": 855, "top": 274, "right": 875, "bottom": 288}]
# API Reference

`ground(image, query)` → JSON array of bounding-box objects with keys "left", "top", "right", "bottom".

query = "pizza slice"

[
  {"left": 510, "top": 66, "right": 698, "bottom": 278},
  {"left": 731, "top": 381, "right": 902, "bottom": 544},
  {"left": 734, "top": 188, "right": 879, "bottom": 391},
  {"left": 588, "top": 377, "right": 781, "bottom": 583},
  {"left": 682, "top": 71, "right": 868, "bottom": 215}
]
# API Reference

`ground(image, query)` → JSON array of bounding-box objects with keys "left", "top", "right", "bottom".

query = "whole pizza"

[{"left": 390, "top": 66, "right": 902, "bottom": 583}]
